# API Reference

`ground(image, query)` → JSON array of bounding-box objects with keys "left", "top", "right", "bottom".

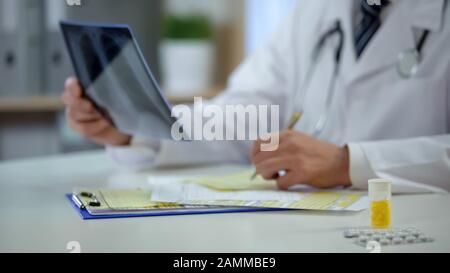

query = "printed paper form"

[
  {"left": 100, "top": 189, "right": 170, "bottom": 209},
  {"left": 185, "top": 193, "right": 367, "bottom": 211},
  {"left": 147, "top": 170, "right": 276, "bottom": 191},
  {"left": 148, "top": 170, "right": 369, "bottom": 211},
  {"left": 75, "top": 189, "right": 180, "bottom": 210},
  {"left": 185, "top": 170, "right": 277, "bottom": 191}
]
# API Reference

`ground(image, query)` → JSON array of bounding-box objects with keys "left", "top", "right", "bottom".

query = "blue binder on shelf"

[{"left": 66, "top": 194, "right": 287, "bottom": 220}]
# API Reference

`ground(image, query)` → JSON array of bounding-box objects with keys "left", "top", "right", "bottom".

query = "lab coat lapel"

[
  {"left": 346, "top": 0, "right": 445, "bottom": 83},
  {"left": 338, "top": 0, "right": 358, "bottom": 84},
  {"left": 321, "top": 0, "right": 355, "bottom": 83},
  {"left": 346, "top": 1, "right": 415, "bottom": 82}
]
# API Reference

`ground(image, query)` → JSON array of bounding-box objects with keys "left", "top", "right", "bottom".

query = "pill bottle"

[{"left": 369, "top": 179, "right": 392, "bottom": 229}]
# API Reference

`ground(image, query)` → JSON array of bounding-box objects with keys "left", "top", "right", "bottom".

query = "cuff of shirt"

[
  {"left": 348, "top": 143, "right": 378, "bottom": 190},
  {"left": 106, "top": 136, "right": 161, "bottom": 171}
]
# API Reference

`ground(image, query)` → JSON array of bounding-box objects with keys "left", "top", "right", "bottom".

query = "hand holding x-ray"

[
  {"left": 61, "top": 77, "right": 131, "bottom": 146},
  {"left": 60, "top": 21, "right": 180, "bottom": 144}
]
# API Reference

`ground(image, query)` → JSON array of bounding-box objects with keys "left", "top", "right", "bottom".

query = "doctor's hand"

[
  {"left": 61, "top": 77, "right": 132, "bottom": 146},
  {"left": 251, "top": 131, "right": 351, "bottom": 190}
]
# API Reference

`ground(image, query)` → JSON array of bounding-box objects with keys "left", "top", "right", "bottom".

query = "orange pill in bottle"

[{"left": 369, "top": 179, "right": 392, "bottom": 229}]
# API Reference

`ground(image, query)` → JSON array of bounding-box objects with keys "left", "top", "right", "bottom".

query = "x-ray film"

[{"left": 61, "top": 21, "right": 181, "bottom": 140}]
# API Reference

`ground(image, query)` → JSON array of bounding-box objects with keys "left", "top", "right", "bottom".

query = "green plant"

[{"left": 162, "top": 15, "right": 213, "bottom": 40}]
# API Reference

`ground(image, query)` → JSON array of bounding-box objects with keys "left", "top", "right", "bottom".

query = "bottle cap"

[
  {"left": 368, "top": 179, "right": 392, "bottom": 192},
  {"left": 369, "top": 179, "right": 392, "bottom": 201}
]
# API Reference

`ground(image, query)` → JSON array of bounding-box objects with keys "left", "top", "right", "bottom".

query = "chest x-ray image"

[{"left": 61, "top": 21, "right": 178, "bottom": 140}]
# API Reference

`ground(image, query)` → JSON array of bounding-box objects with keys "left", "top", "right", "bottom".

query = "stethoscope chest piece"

[{"left": 397, "top": 49, "right": 420, "bottom": 79}]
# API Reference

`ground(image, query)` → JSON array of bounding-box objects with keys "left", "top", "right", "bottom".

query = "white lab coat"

[{"left": 108, "top": 0, "right": 450, "bottom": 193}]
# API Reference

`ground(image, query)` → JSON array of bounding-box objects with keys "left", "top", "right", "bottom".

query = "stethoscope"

[
  {"left": 397, "top": 30, "right": 430, "bottom": 78},
  {"left": 295, "top": 20, "right": 430, "bottom": 137}
]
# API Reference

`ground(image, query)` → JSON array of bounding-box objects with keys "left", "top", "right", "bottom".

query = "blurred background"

[{"left": 0, "top": 0, "right": 294, "bottom": 161}]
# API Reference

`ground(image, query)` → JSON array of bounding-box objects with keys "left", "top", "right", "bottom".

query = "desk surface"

[{"left": 0, "top": 152, "right": 449, "bottom": 253}]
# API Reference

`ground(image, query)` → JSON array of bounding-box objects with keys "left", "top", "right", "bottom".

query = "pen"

[{"left": 250, "top": 111, "right": 303, "bottom": 180}]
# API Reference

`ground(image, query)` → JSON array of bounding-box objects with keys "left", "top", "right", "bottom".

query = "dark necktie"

[{"left": 354, "top": 0, "right": 390, "bottom": 58}]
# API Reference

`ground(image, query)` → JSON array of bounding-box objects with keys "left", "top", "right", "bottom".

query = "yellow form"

[
  {"left": 185, "top": 192, "right": 365, "bottom": 211},
  {"left": 149, "top": 170, "right": 369, "bottom": 212},
  {"left": 186, "top": 170, "right": 276, "bottom": 191},
  {"left": 76, "top": 189, "right": 179, "bottom": 210}
]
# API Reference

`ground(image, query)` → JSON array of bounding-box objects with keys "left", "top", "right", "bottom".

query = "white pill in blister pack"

[
  {"left": 343, "top": 228, "right": 434, "bottom": 247},
  {"left": 392, "top": 237, "right": 403, "bottom": 245}
]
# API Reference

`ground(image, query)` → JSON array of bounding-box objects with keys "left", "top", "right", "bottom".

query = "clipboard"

[{"left": 66, "top": 194, "right": 287, "bottom": 220}]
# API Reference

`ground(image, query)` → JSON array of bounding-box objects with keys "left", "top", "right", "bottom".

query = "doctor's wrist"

[{"left": 336, "top": 145, "right": 352, "bottom": 187}]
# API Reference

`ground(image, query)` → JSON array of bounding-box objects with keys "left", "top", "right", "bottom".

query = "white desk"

[{"left": 0, "top": 151, "right": 449, "bottom": 253}]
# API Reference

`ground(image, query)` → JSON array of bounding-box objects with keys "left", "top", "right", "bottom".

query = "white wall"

[{"left": 245, "top": 0, "right": 295, "bottom": 54}]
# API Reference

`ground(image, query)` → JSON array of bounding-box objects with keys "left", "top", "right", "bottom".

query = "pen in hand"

[{"left": 250, "top": 111, "right": 303, "bottom": 180}]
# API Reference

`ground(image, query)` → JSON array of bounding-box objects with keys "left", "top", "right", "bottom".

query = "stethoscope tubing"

[{"left": 293, "top": 18, "right": 431, "bottom": 137}]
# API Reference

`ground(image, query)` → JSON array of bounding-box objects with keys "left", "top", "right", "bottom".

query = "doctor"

[{"left": 62, "top": 0, "right": 450, "bottom": 193}]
